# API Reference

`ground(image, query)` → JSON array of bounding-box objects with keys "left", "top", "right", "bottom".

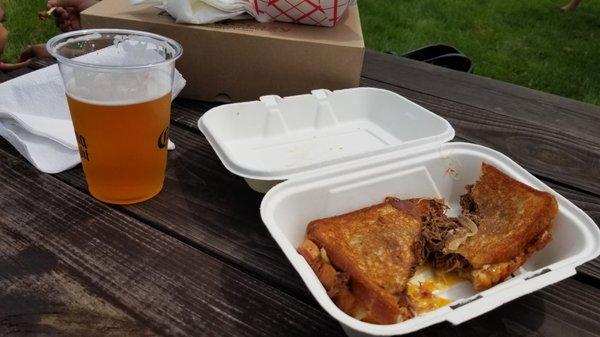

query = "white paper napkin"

[
  {"left": 131, "top": 0, "right": 251, "bottom": 24},
  {"left": 0, "top": 60, "right": 186, "bottom": 174}
]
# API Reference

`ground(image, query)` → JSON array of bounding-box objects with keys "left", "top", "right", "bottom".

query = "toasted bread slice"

[
  {"left": 298, "top": 198, "right": 424, "bottom": 324},
  {"left": 417, "top": 163, "right": 558, "bottom": 290},
  {"left": 455, "top": 163, "right": 557, "bottom": 289}
]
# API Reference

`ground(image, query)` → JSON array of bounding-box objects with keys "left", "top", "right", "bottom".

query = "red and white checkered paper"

[{"left": 251, "top": 0, "right": 352, "bottom": 27}]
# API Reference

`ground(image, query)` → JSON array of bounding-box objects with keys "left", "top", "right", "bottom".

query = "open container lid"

[
  {"left": 199, "top": 88, "right": 455, "bottom": 184},
  {"left": 199, "top": 87, "right": 600, "bottom": 335}
]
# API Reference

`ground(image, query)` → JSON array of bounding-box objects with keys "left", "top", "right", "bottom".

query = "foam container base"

[
  {"left": 260, "top": 142, "right": 600, "bottom": 336},
  {"left": 199, "top": 87, "right": 600, "bottom": 336}
]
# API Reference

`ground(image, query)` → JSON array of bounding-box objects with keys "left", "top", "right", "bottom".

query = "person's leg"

[
  {"left": 0, "top": 23, "right": 8, "bottom": 57},
  {"left": 562, "top": 0, "right": 583, "bottom": 12}
]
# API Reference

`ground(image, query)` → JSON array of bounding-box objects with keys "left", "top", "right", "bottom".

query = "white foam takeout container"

[{"left": 199, "top": 88, "right": 600, "bottom": 336}]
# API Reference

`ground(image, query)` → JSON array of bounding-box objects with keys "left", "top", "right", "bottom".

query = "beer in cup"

[{"left": 47, "top": 29, "right": 182, "bottom": 204}]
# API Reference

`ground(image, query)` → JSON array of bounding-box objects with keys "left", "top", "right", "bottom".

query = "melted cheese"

[
  {"left": 407, "top": 282, "right": 451, "bottom": 314},
  {"left": 407, "top": 266, "right": 461, "bottom": 315}
]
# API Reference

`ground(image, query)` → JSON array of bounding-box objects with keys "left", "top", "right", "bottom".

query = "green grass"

[
  {"left": 359, "top": 0, "right": 600, "bottom": 106},
  {"left": 0, "top": 0, "right": 599, "bottom": 106},
  {"left": 0, "top": 0, "right": 60, "bottom": 62}
]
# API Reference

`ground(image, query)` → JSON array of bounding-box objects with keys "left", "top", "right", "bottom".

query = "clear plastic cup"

[{"left": 47, "top": 29, "right": 182, "bottom": 204}]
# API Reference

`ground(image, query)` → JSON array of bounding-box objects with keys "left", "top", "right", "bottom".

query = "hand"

[{"left": 47, "top": 0, "right": 98, "bottom": 32}]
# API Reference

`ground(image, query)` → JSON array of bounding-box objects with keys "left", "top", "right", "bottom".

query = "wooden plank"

[
  {"left": 360, "top": 77, "right": 600, "bottom": 197},
  {"left": 578, "top": 259, "right": 600, "bottom": 283},
  {"left": 0, "top": 230, "right": 155, "bottom": 337},
  {"left": 28, "top": 58, "right": 56, "bottom": 70},
  {"left": 0, "top": 72, "right": 10, "bottom": 83},
  {"left": 0, "top": 69, "right": 22, "bottom": 83},
  {"left": 3, "top": 136, "right": 600, "bottom": 337},
  {"left": 171, "top": 98, "right": 221, "bottom": 129},
  {"left": 362, "top": 50, "right": 600, "bottom": 144},
  {"left": 0, "top": 67, "right": 32, "bottom": 81},
  {"left": 0, "top": 145, "right": 346, "bottom": 337}
]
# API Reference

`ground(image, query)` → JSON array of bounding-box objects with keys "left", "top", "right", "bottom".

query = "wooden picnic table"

[{"left": 1, "top": 50, "right": 599, "bottom": 337}]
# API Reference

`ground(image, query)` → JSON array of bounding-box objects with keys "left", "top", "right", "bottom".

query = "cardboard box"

[{"left": 81, "top": 0, "right": 364, "bottom": 102}]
